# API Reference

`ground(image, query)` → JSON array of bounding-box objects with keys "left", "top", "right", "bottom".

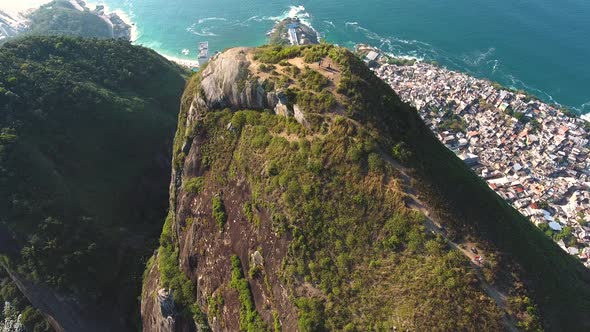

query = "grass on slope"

[{"left": 169, "top": 101, "right": 506, "bottom": 330}]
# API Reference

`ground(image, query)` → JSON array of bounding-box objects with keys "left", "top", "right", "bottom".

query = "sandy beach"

[{"left": 162, "top": 55, "right": 200, "bottom": 69}]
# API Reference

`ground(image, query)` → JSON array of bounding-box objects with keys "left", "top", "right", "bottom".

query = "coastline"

[
  {"left": 358, "top": 44, "right": 590, "bottom": 120},
  {"left": 111, "top": 8, "right": 138, "bottom": 42},
  {"left": 3, "top": 3, "right": 586, "bottom": 114},
  {"left": 374, "top": 56, "right": 590, "bottom": 264},
  {"left": 82, "top": 2, "right": 198, "bottom": 68},
  {"left": 82, "top": 1, "right": 139, "bottom": 42},
  {"left": 162, "top": 54, "right": 200, "bottom": 69}
]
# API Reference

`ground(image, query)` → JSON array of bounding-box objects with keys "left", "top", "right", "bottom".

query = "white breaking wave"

[
  {"left": 84, "top": 1, "right": 140, "bottom": 41},
  {"left": 235, "top": 15, "right": 262, "bottom": 27},
  {"left": 264, "top": 5, "right": 305, "bottom": 21},
  {"left": 489, "top": 59, "right": 499, "bottom": 74},
  {"left": 263, "top": 5, "right": 315, "bottom": 30},
  {"left": 186, "top": 17, "right": 228, "bottom": 37},
  {"left": 575, "top": 101, "right": 590, "bottom": 113},
  {"left": 186, "top": 23, "right": 218, "bottom": 37},
  {"left": 245, "top": 15, "right": 261, "bottom": 22},
  {"left": 503, "top": 73, "right": 557, "bottom": 104},
  {"left": 0, "top": 0, "right": 51, "bottom": 34},
  {"left": 285, "top": 5, "right": 307, "bottom": 20},
  {"left": 323, "top": 20, "right": 335, "bottom": 28},
  {"left": 113, "top": 8, "right": 139, "bottom": 41},
  {"left": 197, "top": 17, "right": 227, "bottom": 24},
  {"left": 462, "top": 47, "right": 496, "bottom": 67},
  {"left": 384, "top": 51, "right": 424, "bottom": 62}
]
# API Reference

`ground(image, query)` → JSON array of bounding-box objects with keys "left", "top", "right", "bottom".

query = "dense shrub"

[
  {"left": 212, "top": 195, "right": 227, "bottom": 230},
  {"left": 184, "top": 177, "right": 204, "bottom": 194},
  {"left": 299, "top": 68, "right": 330, "bottom": 92},
  {"left": 254, "top": 45, "right": 301, "bottom": 64},
  {"left": 230, "top": 255, "right": 269, "bottom": 331}
]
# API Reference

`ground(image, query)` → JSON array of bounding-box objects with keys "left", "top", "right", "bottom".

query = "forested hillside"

[{"left": 0, "top": 36, "right": 187, "bottom": 331}]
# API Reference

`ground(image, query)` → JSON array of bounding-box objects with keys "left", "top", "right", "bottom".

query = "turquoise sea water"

[{"left": 98, "top": 0, "right": 589, "bottom": 113}]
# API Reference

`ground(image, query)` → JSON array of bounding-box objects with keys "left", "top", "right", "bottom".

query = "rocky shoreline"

[
  {"left": 71, "top": 0, "right": 133, "bottom": 40},
  {"left": 268, "top": 17, "right": 319, "bottom": 46}
]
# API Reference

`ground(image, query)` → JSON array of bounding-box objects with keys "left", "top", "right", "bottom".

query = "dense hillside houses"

[{"left": 375, "top": 62, "right": 590, "bottom": 266}]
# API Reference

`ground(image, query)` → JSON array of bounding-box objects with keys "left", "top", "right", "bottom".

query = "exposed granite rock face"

[
  {"left": 141, "top": 257, "right": 191, "bottom": 332},
  {"left": 198, "top": 47, "right": 306, "bottom": 126},
  {"left": 273, "top": 93, "right": 292, "bottom": 118},
  {"left": 293, "top": 104, "right": 308, "bottom": 128},
  {"left": 200, "top": 47, "right": 271, "bottom": 110},
  {"left": 157, "top": 289, "right": 175, "bottom": 322},
  {"left": 141, "top": 48, "right": 302, "bottom": 332}
]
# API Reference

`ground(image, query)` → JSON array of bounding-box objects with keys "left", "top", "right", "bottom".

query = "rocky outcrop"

[
  {"left": 141, "top": 256, "right": 190, "bottom": 332},
  {"left": 200, "top": 47, "right": 272, "bottom": 110},
  {"left": 293, "top": 104, "right": 308, "bottom": 128},
  {"left": 198, "top": 47, "right": 306, "bottom": 126},
  {"left": 141, "top": 48, "right": 308, "bottom": 331}
]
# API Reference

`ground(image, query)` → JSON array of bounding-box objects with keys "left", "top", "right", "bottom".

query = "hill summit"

[{"left": 140, "top": 44, "right": 590, "bottom": 331}]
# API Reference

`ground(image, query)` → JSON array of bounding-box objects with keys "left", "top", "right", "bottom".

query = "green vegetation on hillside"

[
  {"left": 158, "top": 213, "right": 206, "bottom": 320},
  {"left": 0, "top": 36, "right": 187, "bottom": 329},
  {"left": 156, "top": 44, "right": 590, "bottom": 331},
  {"left": 184, "top": 176, "right": 205, "bottom": 194},
  {"left": 155, "top": 210, "right": 211, "bottom": 329},
  {"left": 184, "top": 107, "right": 504, "bottom": 330},
  {"left": 319, "top": 46, "right": 590, "bottom": 330},
  {"left": 230, "top": 255, "right": 268, "bottom": 331},
  {"left": 212, "top": 195, "right": 228, "bottom": 230}
]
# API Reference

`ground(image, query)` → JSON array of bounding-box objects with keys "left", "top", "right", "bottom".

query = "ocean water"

[{"left": 11, "top": 0, "right": 590, "bottom": 113}]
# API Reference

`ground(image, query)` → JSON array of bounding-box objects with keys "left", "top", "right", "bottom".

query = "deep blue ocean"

[{"left": 97, "top": 0, "right": 589, "bottom": 113}]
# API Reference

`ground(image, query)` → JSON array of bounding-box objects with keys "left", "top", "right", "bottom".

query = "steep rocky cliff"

[{"left": 142, "top": 44, "right": 590, "bottom": 331}]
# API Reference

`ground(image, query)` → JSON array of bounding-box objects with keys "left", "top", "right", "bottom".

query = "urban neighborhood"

[{"left": 372, "top": 57, "right": 590, "bottom": 266}]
